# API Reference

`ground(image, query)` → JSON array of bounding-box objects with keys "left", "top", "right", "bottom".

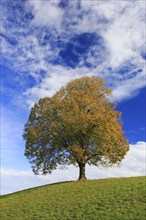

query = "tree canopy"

[{"left": 23, "top": 76, "right": 129, "bottom": 180}]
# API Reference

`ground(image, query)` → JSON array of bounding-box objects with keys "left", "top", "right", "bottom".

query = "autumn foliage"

[{"left": 23, "top": 77, "right": 129, "bottom": 180}]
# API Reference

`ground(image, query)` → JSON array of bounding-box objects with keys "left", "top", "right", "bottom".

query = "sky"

[{"left": 0, "top": 0, "right": 146, "bottom": 195}]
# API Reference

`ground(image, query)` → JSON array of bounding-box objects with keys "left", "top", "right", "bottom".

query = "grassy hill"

[{"left": 1, "top": 176, "right": 146, "bottom": 220}]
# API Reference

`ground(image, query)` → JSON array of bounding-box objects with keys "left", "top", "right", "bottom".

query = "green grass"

[{"left": 1, "top": 176, "right": 146, "bottom": 220}]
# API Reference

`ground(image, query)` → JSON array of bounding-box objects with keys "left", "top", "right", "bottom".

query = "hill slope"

[{"left": 1, "top": 176, "right": 146, "bottom": 220}]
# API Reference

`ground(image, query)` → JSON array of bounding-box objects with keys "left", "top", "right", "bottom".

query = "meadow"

[{"left": 1, "top": 176, "right": 146, "bottom": 220}]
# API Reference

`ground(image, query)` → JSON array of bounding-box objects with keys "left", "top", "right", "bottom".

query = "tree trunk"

[{"left": 78, "top": 162, "right": 86, "bottom": 180}]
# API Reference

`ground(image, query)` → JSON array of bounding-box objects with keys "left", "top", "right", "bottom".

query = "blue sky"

[{"left": 1, "top": 0, "right": 146, "bottom": 195}]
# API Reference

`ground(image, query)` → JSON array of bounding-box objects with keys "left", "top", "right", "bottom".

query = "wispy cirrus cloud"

[{"left": 1, "top": 0, "right": 145, "bottom": 106}]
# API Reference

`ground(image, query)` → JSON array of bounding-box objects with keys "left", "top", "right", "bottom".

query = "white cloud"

[
  {"left": 25, "top": 63, "right": 145, "bottom": 106},
  {"left": 1, "top": 141, "right": 145, "bottom": 195},
  {"left": 103, "top": 2, "right": 145, "bottom": 68},
  {"left": 111, "top": 69, "right": 145, "bottom": 102},
  {"left": 79, "top": 1, "right": 145, "bottom": 67},
  {"left": 81, "top": 0, "right": 127, "bottom": 19},
  {"left": 1, "top": 1, "right": 145, "bottom": 105},
  {"left": 24, "top": 65, "right": 96, "bottom": 106},
  {"left": 28, "top": 0, "right": 64, "bottom": 29}
]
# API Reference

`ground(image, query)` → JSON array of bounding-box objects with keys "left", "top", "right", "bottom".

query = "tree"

[{"left": 23, "top": 76, "right": 129, "bottom": 180}]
